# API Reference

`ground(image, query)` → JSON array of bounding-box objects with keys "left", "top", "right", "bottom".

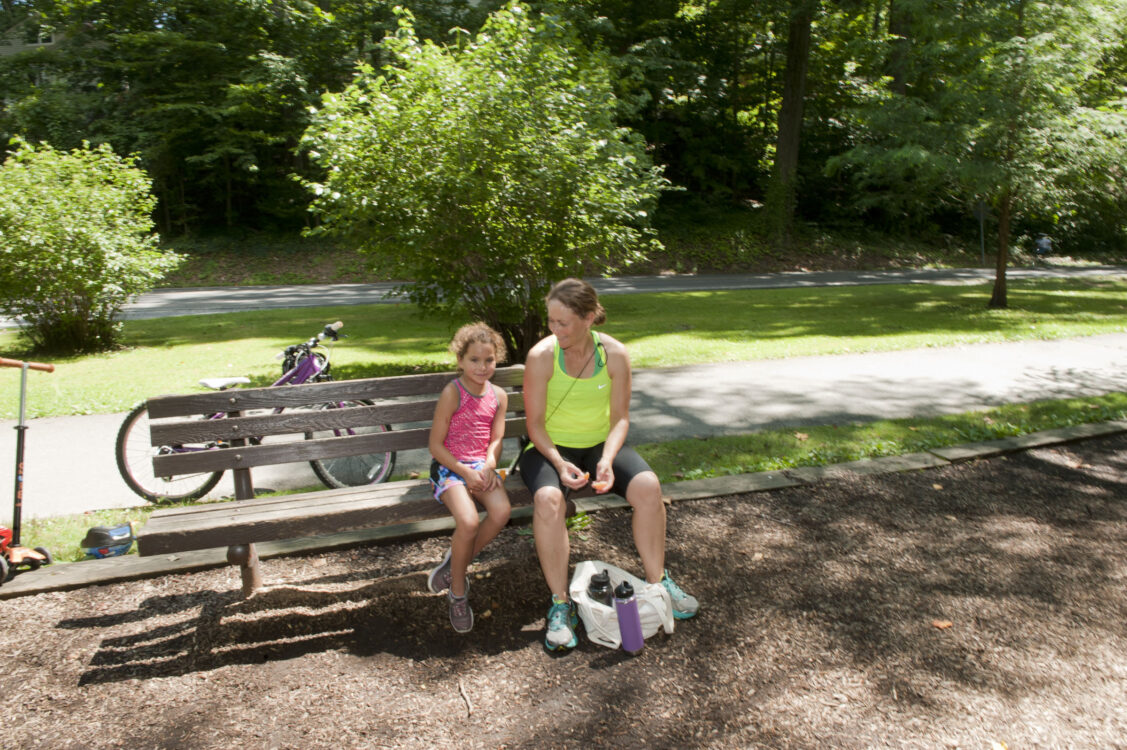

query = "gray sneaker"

[
  {"left": 448, "top": 591, "right": 473, "bottom": 633},
  {"left": 427, "top": 548, "right": 452, "bottom": 593},
  {"left": 427, "top": 548, "right": 470, "bottom": 596},
  {"left": 661, "top": 570, "right": 699, "bottom": 620}
]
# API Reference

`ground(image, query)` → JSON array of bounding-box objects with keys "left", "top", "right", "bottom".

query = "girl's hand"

[
  {"left": 558, "top": 461, "right": 588, "bottom": 491},
  {"left": 462, "top": 466, "right": 487, "bottom": 493}
]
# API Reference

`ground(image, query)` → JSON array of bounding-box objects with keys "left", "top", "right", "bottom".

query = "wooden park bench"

[{"left": 137, "top": 365, "right": 592, "bottom": 596}]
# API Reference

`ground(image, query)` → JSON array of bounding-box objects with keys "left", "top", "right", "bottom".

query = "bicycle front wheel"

[
  {"left": 115, "top": 402, "right": 224, "bottom": 503},
  {"left": 306, "top": 400, "right": 396, "bottom": 488}
]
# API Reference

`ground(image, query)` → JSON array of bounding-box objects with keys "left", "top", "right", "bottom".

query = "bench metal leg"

[{"left": 227, "top": 543, "right": 261, "bottom": 596}]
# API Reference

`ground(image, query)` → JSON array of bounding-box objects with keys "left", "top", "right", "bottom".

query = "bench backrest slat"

[
  {"left": 146, "top": 367, "right": 524, "bottom": 419},
  {"left": 148, "top": 365, "right": 527, "bottom": 477},
  {"left": 152, "top": 418, "right": 528, "bottom": 475},
  {"left": 149, "top": 393, "right": 526, "bottom": 446}
]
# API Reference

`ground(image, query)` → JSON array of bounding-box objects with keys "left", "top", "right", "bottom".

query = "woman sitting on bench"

[{"left": 519, "top": 278, "right": 699, "bottom": 652}]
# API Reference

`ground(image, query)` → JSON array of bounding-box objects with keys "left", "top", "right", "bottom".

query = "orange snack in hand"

[{"left": 591, "top": 480, "right": 611, "bottom": 492}]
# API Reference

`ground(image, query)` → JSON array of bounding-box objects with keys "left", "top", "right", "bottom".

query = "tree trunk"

[
  {"left": 988, "top": 190, "right": 1012, "bottom": 309},
  {"left": 886, "top": 0, "right": 911, "bottom": 96},
  {"left": 766, "top": 0, "right": 814, "bottom": 239},
  {"left": 495, "top": 311, "right": 546, "bottom": 365},
  {"left": 224, "top": 154, "right": 234, "bottom": 227}
]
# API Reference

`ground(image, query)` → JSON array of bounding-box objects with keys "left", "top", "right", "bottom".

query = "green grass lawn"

[
  {"left": 3, "top": 277, "right": 1126, "bottom": 419},
  {"left": 638, "top": 392, "right": 1127, "bottom": 482}
]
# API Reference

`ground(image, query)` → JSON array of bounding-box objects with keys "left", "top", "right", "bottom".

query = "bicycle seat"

[{"left": 199, "top": 377, "right": 251, "bottom": 391}]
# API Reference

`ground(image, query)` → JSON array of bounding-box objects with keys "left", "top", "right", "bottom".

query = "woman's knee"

[
  {"left": 626, "top": 471, "right": 662, "bottom": 508},
  {"left": 533, "top": 487, "right": 567, "bottom": 522}
]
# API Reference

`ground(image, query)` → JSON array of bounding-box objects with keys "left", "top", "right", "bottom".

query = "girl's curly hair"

[{"left": 450, "top": 322, "right": 507, "bottom": 365}]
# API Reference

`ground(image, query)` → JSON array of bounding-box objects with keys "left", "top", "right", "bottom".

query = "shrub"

[
  {"left": 0, "top": 139, "right": 180, "bottom": 352},
  {"left": 302, "top": 3, "right": 669, "bottom": 359}
]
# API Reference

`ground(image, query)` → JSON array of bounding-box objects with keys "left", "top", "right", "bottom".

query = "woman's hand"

[
  {"left": 592, "top": 459, "right": 614, "bottom": 493},
  {"left": 558, "top": 460, "right": 589, "bottom": 491}
]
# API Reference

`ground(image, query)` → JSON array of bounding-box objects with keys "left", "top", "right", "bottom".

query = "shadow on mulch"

[{"left": 14, "top": 434, "right": 1127, "bottom": 748}]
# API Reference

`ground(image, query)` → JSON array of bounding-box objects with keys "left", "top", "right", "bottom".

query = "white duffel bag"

[{"left": 569, "top": 560, "right": 675, "bottom": 649}]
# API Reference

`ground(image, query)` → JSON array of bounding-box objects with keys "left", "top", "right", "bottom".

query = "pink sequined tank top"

[{"left": 443, "top": 378, "right": 499, "bottom": 462}]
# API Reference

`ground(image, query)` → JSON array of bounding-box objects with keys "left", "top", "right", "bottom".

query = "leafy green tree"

[
  {"left": 550, "top": 0, "right": 785, "bottom": 200},
  {"left": 828, "top": 0, "right": 1127, "bottom": 305},
  {"left": 1, "top": 1, "right": 505, "bottom": 234},
  {"left": 302, "top": 3, "right": 668, "bottom": 359},
  {"left": 1, "top": 0, "right": 352, "bottom": 232},
  {"left": 0, "top": 139, "right": 179, "bottom": 352}
]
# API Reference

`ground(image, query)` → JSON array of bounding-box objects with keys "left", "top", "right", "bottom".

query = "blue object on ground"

[{"left": 81, "top": 523, "right": 135, "bottom": 559}]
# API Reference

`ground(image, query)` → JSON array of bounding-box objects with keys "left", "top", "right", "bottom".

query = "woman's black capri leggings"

[{"left": 518, "top": 442, "right": 653, "bottom": 497}]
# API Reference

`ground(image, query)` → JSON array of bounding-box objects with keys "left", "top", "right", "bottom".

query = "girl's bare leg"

[
  {"left": 441, "top": 486, "right": 481, "bottom": 597},
  {"left": 470, "top": 486, "right": 511, "bottom": 558}
]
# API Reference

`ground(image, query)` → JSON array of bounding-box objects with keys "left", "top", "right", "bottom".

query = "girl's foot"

[
  {"left": 427, "top": 548, "right": 453, "bottom": 593},
  {"left": 448, "top": 591, "right": 473, "bottom": 633}
]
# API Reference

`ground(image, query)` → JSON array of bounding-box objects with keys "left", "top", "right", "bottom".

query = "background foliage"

[{"left": 1, "top": 0, "right": 1124, "bottom": 264}]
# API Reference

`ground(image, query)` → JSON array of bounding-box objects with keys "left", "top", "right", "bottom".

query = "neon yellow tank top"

[{"left": 545, "top": 331, "right": 611, "bottom": 449}]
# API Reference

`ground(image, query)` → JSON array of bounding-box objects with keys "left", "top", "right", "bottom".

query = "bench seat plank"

[
  {"left": 137, "top": 476, "right": 580, "bottom": 557},
  {"left": 139, "top": 477, "right": 431, "bottom": 520}
]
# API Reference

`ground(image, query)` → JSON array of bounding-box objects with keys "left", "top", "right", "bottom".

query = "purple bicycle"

[{"left": 114, "top": 321, "right": 395, "bottom": 503}]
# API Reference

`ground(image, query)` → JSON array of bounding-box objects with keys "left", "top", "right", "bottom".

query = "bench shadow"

[{"left": 62, "top": 556, "right": 548, "bottom": 686}]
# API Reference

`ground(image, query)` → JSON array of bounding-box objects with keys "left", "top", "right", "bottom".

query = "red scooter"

[{"left": 0, "top": 357, "right": 54, "bottom": 585}]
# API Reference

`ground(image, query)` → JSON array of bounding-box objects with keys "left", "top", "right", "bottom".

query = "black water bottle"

[{"left": 587, "top": 568, "right": 613, "bottom": 607}]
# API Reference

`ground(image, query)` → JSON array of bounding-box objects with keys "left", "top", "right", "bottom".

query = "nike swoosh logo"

[{"left": 597, "top": 383, "right": 608, "bottom": 389}]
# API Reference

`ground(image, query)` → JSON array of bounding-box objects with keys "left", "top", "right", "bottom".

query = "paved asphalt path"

[
  {"left": 2, "top": 266, "right": 1126, "bottom": 522},
  {"left": 94, "top": 264, "right": 1127, "bottom": 321}
]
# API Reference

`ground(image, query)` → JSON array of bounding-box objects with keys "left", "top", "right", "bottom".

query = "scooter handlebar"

[{"left": 0, "top": 357, "right": 54, "bottom": 373}]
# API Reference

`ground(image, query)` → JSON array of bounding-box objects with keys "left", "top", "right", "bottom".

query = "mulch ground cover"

[{"left": 4, "top": 434, "right": 1126, "bottom": 749}]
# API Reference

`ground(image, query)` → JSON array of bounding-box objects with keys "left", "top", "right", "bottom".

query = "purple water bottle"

[{"left": 614, "top": 580, "right": 645, "bottom": 656}]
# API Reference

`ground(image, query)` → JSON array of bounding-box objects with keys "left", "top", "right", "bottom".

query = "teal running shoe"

[
  {"left": 661, "top": 570, "right": 699, "bottom": 620},
  {"left": 544, "top": 596, "right": 578, "bottom": 651}
]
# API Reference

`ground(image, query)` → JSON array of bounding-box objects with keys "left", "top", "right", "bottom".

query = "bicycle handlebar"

[
  {"left": 275, "top": 322, "right": 345, "bottom": 361},
  {"left": 0, "top": 357, "right": 54, "bottom": 373}
]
